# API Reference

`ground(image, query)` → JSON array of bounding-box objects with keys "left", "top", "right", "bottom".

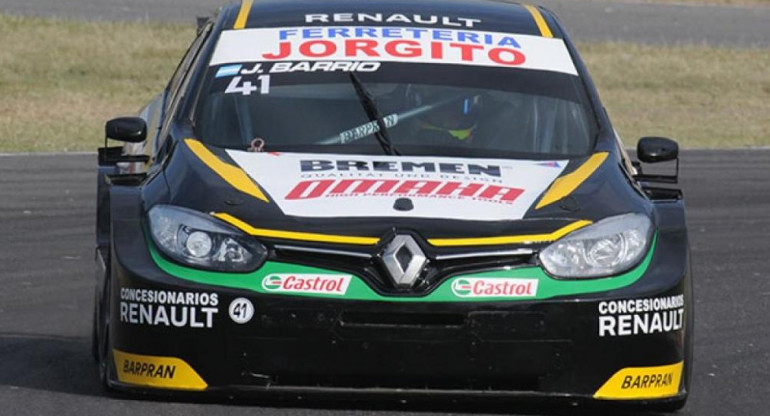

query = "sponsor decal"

[
  {"left": 262, "top": 274, "right": 352, "bottom": 295},
  {"left": 209, "top": 26, "right": 578, "bottom": 76},
  {"left": 227, "top": 152, "right": 566, "bottom": 221},
  {"left": 304, "top": 13, "right": 482, "bottom": 28},
  {"left": 119, "top": 288, "right": 219, "bottom": 329},
  {"left": 300, "top": 159, "right": 502, "bottom": 176},
  {"left": 228, "top": 297, "right": 255, "bottom": 324},
  {"left": 285, "top": 179, "right": 524, "bottom": 203},
  {"left": 451, "top": 277, "right": 538, "bottom": 298},
  {"left": 113, "top": 349, "right": 207, "bottom": 390},
  {"left": 594, "top": 361, "right": 683, "bottom": 400},
  {"left": 335, "top": 114, "right": 397, "bottom": 143},
  {"left": 598, "top": 295, "right": 685, "bottom": 337}
]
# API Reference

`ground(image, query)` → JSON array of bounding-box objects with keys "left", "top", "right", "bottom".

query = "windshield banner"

[
  {"left": 227, "top": 152, "right": 567, "bottom": 221},
  {"left": 210, "top": 26, "right": 578, "bottom": 76}
]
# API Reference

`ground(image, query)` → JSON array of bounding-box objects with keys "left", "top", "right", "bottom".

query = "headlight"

[
  {"left": 539, "top": 213, "right": 653, "bottom": 279},
  {"left": 148, "top": 205, "right": 267, "bottom": 272}
]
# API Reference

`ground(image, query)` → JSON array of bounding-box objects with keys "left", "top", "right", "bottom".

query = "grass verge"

[
  {"left": 0, "top": 13, "right": 768, "bottom": 152},
  {"left": 580, "top": 42, "right": 770, "bottom": 148},
  {"left": 0, "top": 14, "right": 191, "bottom": 152}
]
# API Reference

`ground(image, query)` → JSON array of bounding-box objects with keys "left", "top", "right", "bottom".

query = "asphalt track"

[
  {"left": 0, "top": 150, "right": 768, "bottom": 416},
  {"left": 0, "top": 0, "right": 768, "bottom": 46}
]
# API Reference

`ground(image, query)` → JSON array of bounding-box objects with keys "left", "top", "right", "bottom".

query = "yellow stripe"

[
  {"left": 214, "top": 213, "right": 381, "bottom": 245},
  {"left": 233, "top": 0, "right": 253, "bottom": 29},
  {"left": 536, "top": 152, "right": 608, "bottom": 209},
  {"left": 523, "top": 4, "right": 553, "bottom": 38},
  {"left": 184, "top": 139, "right": 268, "bottom": 203},
  {"left": 113, "top": 349, "right": 207, "bottom": 390},
  {"left": 428, "top": 220, "right": 592, "bottom": 247}
]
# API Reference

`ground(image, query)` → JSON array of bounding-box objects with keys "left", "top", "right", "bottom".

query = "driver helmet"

[{"left": 406, "top": 86, "right": 482, "bottom": 142}]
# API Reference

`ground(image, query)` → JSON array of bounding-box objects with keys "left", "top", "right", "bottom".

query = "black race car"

[{"left": 94, "top": 0, "right": 692, "bottom": 411}]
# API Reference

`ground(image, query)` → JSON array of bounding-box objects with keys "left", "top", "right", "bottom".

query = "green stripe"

[{"left": 149, "top": 236, "right": 655, "bottom": 302}]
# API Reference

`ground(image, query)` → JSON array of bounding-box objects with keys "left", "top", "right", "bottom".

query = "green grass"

[
  {"left": 0, "top": 14, "right": 192, "bottom": 152},
  {"left": 579, "top": 42, "right": 770, "bottom": 148},
  {"left": 0, "top": 14, "right": 768, "bottom": 152}
]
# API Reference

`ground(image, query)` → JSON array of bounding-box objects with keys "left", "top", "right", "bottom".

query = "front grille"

[
  {"left": 341, "top": 311, "right": 466, "bottom": 328},
  {"left": 272, "top": 243, "right": 534, "bottom": 295},
  {"left": 261, "top": 373, "right": 543, "bottom": 392},
  {"left": 234, "top": 335, "right": 572, "bottom": 391},
  {"left": 231, "top": 304, "right": 572, "bottom": 393}
]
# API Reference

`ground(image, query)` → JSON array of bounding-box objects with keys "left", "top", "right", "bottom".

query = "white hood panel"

[{"left": 227, "top": 151, "right": 566, "bottom": 222}]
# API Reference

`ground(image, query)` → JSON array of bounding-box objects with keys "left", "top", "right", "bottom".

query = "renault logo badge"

[{"left": 380, "top": 235, "right": 427, "bottom": 288}]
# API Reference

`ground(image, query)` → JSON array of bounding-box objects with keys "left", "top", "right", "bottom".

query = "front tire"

[
  {"left": 91, "top": 291, "right": 99, "bottom": 362},
  {"left": 95, "top": 263, "right": 113, "bottom": 391}
]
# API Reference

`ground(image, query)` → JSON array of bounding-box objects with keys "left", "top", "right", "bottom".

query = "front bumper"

[{"left": 103, "top": 216, "right": 692, "bottom": 405}]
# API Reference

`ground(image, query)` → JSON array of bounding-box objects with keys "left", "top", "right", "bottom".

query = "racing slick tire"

[{"left": 94, "top": 269, "right": 114, "bottom": 391}]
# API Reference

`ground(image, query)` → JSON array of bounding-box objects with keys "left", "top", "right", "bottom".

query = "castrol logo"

[
  {"left": 451, "top": 277, "right": 538, "bottom": 298},
  {"left": 262, "top": 274, "right": 352, "bottom": 296}
]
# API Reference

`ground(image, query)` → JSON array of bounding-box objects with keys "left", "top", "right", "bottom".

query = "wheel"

[
  {"left": 95, "top": 262, "right": 113, "bottom": 390},
  {"left": 97, "top": 323, "right": 112, "bottom": 389},
  {"left": 91, "top": 293, "right": 98, "bottom": 362}
]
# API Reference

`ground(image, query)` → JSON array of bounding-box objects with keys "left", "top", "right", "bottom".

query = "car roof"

[{"left": 216, "top": 0, "right": 561, "bottom": 39}]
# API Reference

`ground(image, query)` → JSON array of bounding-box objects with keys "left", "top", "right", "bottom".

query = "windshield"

[{"left": 193, "top": 25, "right": 597, "bottom": 159}]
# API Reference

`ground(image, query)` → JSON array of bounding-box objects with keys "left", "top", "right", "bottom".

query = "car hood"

[
  {"left": 161, "top": 141, "right": 640, "bottom": 246},
  {"left": 226, "top": 150, "right": 568, "bottom": 222}
]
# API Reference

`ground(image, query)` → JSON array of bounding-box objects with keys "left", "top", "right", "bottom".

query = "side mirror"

[
  {"left": 100, "top": 117, "right": 151, "bottom": 167},
  {"left": 637, "top": 136, "right": 678, "bottom": 163},
  {"left": 105, "top": 117, "right": 147, "bottom": 143},
  {"left": 634, "top": 137, "right": 679, "bottom": 184}
]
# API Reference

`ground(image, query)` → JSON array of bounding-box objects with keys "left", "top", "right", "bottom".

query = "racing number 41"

[{"left": 225, "top": 75, "right": 271, "bottom": 96}]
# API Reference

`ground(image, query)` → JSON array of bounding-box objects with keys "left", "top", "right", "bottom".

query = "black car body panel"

[{"left": 95, "top": 0, "right": 692, "bottom": 411}]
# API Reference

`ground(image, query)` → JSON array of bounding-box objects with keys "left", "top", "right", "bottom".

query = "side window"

[
  {"left": 165, "top": 24, "right": 211, "bottom": 114},
  {"left": 155, "top": 22, "right": 214, "bottom": 162},
  {"left": 614, "top": 129, "right": 638, "bottom": 176}
]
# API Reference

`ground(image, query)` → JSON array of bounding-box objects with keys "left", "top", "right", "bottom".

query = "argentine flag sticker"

[{"left": 215, "top": 64, "right": 243, "bottom": 78}]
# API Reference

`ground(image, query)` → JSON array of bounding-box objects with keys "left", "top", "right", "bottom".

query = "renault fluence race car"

[{"left": 93, "top": 0, "right": 692, "bottom": 411}]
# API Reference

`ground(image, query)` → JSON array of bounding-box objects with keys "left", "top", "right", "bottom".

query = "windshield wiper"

[{"left": 348, "top": 73, "right": 399, "bottom": 155}]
